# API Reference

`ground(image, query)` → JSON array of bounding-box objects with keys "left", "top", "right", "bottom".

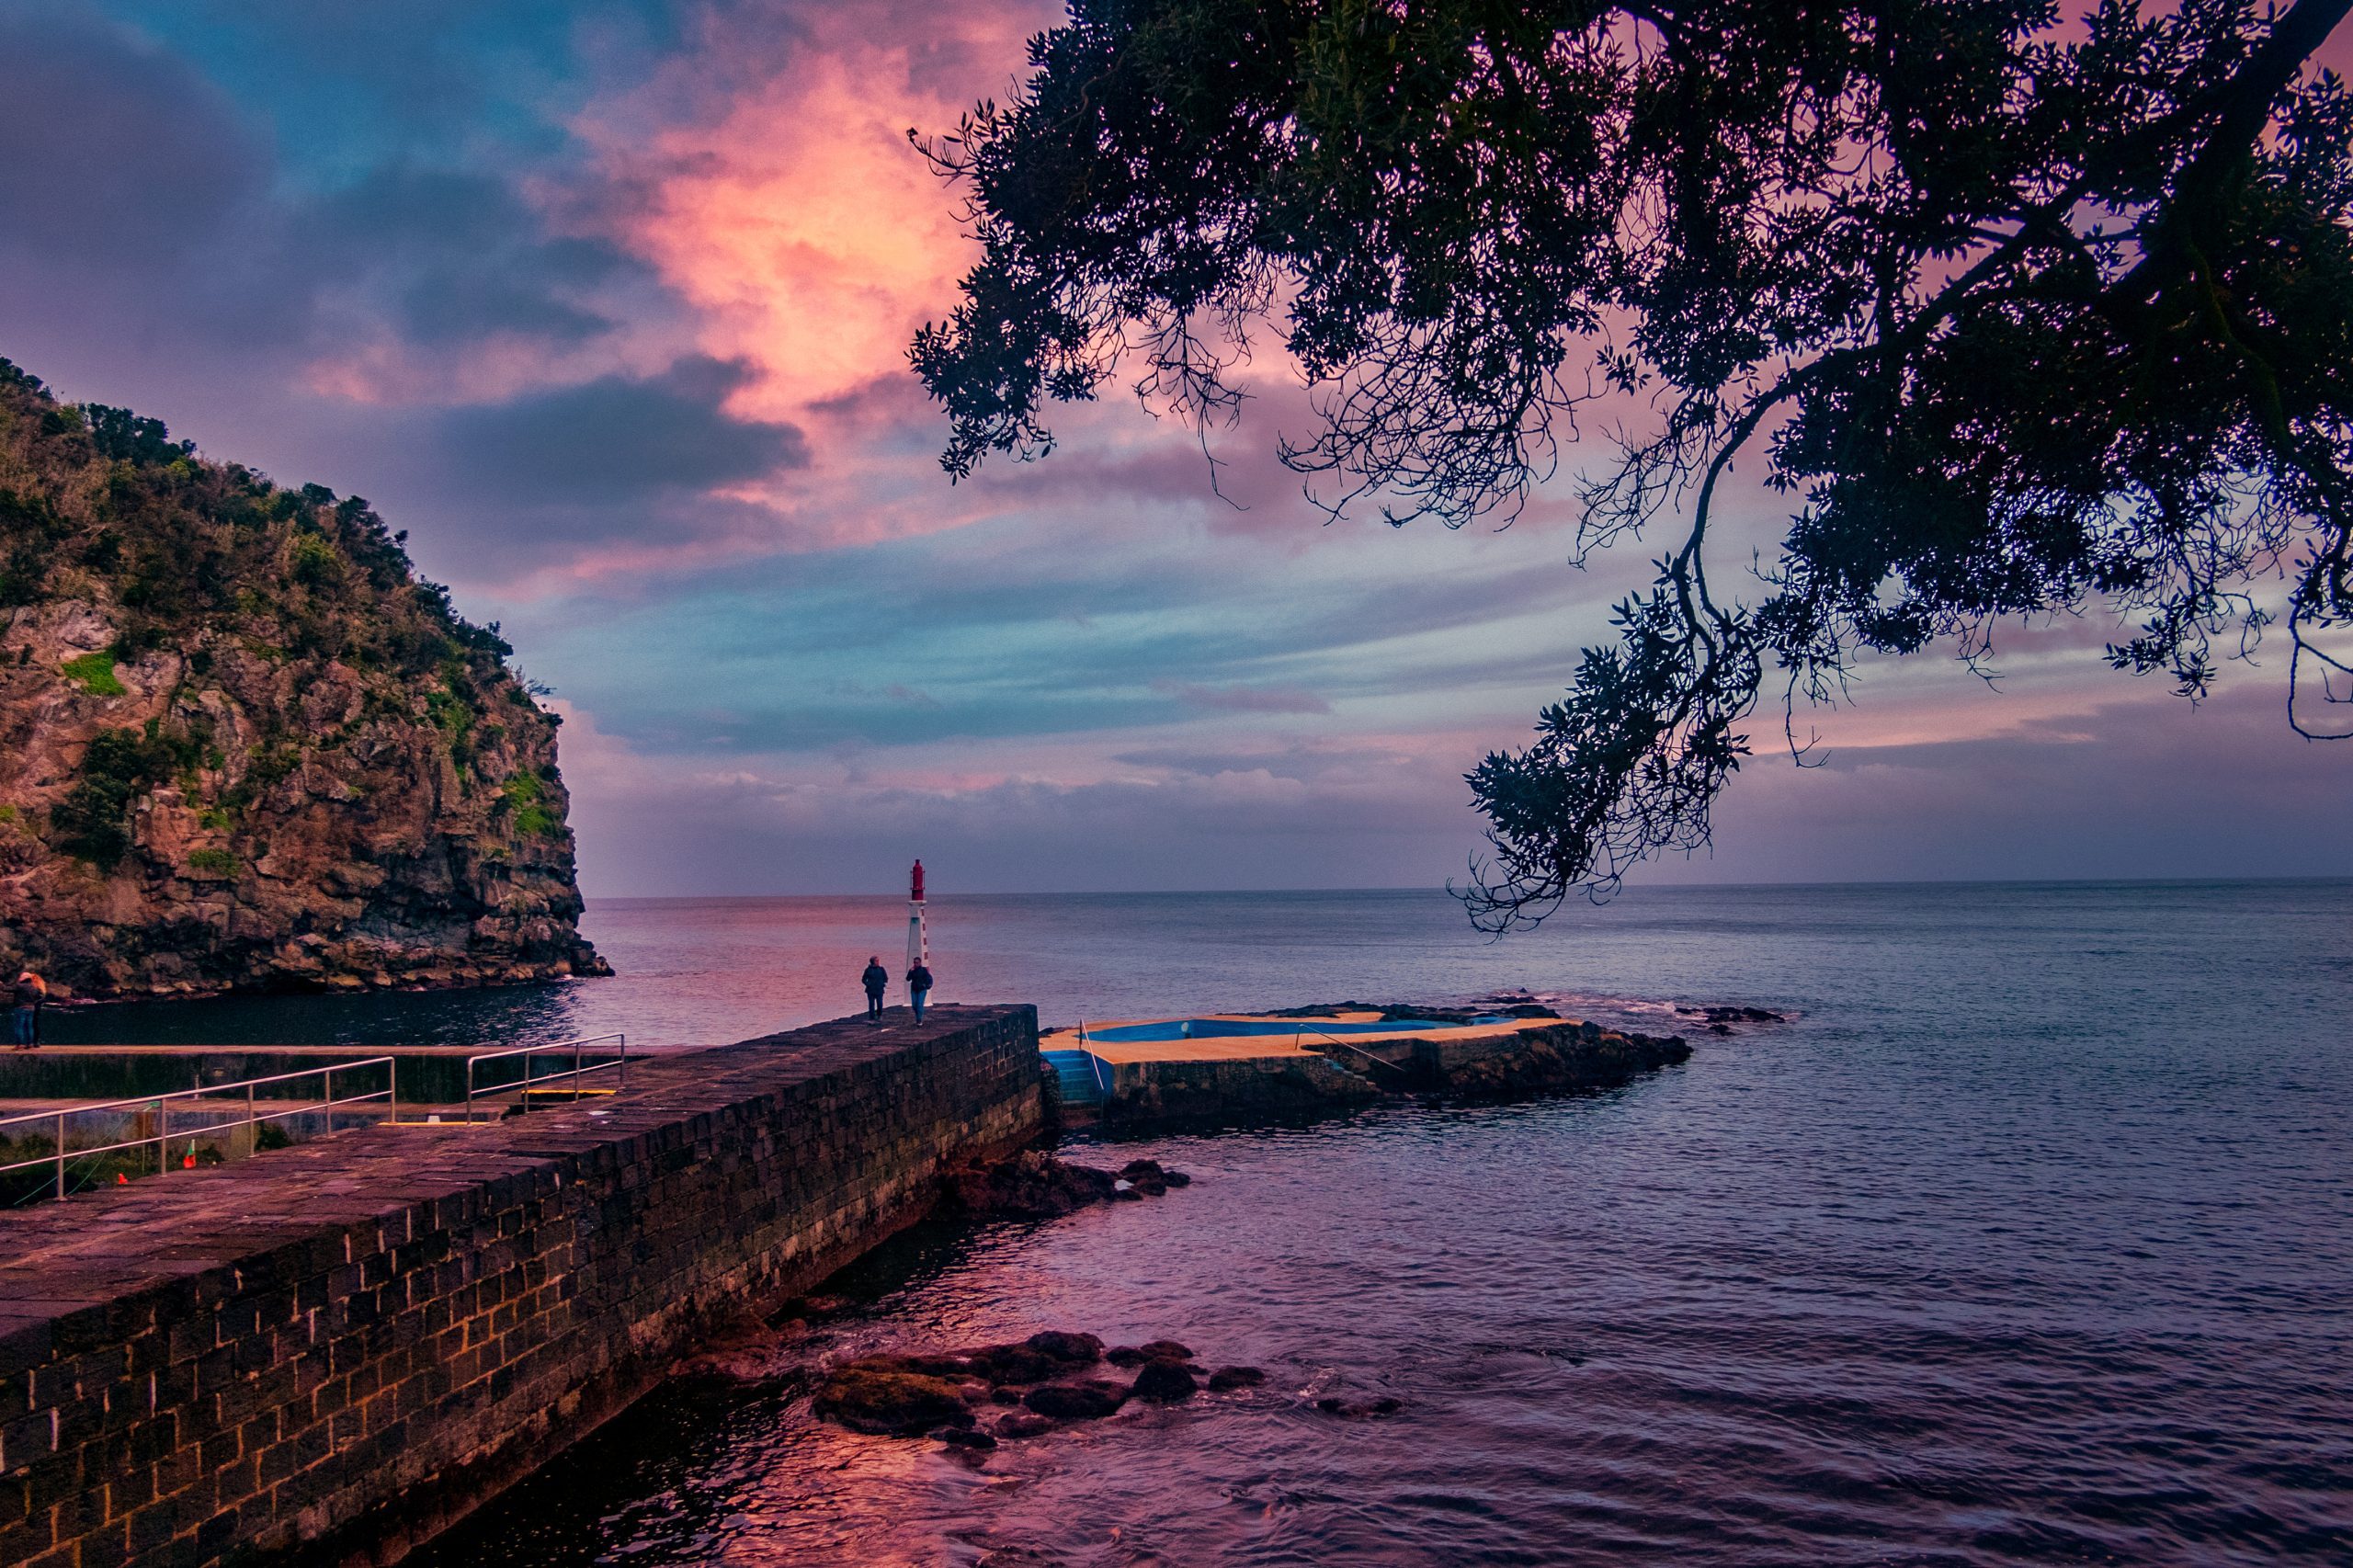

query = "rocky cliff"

[{"left": 0, "top": 358, "right": 606, "bottom": 998}]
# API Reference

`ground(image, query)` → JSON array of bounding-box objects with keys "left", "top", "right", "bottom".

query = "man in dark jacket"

[
  {"left": 860, "top": 956, "right": 889, "bottom": 1023},
  {"left": 905, "top": 960, "right": 934, "bottom": 1025},
  {"left": 11, "top": 970, "right": 45, "bottom": 1050}
]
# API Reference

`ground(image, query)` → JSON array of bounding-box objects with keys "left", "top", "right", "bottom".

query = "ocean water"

[{"left": 60, "top": 881, "right": 2353, "bottom": 1563}]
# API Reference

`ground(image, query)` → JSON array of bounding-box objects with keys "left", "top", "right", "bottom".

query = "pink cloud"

[{"left": 577, "top": 0, "right": 1059, "bottom": 421}]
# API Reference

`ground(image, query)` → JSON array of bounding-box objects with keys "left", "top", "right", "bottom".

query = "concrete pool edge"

[{"left": 1040, "top": 1013, "right": 1691, "bottom": 1125}]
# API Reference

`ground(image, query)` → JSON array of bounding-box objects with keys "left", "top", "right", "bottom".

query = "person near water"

[
  {"left": 10, "top": 969, "right": 45, "bottom": 1051},
  {"left": 905, "top": 960, "right": 934, "bottom": 1024},
  {"left": 860, "top": 955, "right": 889, "bottom": 1023}
]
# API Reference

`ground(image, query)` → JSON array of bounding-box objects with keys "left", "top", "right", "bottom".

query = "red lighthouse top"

[{"left": 911, "top": 860, "right": 925, "bottom": 902}]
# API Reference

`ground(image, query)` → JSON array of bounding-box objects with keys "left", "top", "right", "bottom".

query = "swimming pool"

[{"left": 1081, "top": 1016, "right": 1509, "bottom": 1043}]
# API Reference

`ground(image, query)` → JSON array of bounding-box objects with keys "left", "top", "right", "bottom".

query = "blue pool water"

[{"left": 1083, "top": 1015, "right": 1508, "bottom": 1042}]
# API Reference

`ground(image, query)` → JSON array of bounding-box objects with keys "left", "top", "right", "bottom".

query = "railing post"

[
  {"left": 53, "top": 1111, "right": 64, "bottom": 1200},
  {"left": 574, "top": 1041, "right": 584, "bottom": 1101},
  {"left": 619, "top": 1035, "right": 627, "bottom": 1092},
  {"left": 160, "top": 1097, "right": 169, "bottom": 1174}
]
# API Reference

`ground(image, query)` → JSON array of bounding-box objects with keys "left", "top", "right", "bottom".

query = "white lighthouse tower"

[{"left": 905, "top": 859, "right": 928, "bottom": 1001}]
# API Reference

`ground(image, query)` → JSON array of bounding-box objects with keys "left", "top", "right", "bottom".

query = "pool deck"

[{"left": 1045, "top": 1010, "right": 1553, "bottom": 1065}]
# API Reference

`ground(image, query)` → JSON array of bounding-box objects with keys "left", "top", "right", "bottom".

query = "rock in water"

[
  {"left": 938, "top": 1151, "right": 1121, "bottom": 1217},
  {"left": 931, "top": 1425, "right": 997, "bottom": 1451},
  {"left": 1022, "top": 1381, "right": 1130, "bottom": 1419},
  {"left": 1207, "top": 1366, "right": 1266, "bottom": 1391},
  {"left": 1131, "top": 1358, "right": 1199, "bottom": 1402},
  {"left": 0, "top": 358, "right": 603, "bottom": 996},
  {"left": 1023, "top": 1330, "right": 1106, "bottom": 1365},
  {"left": 1108, "top": 1339, "right": 1193, "bottom": 1366},
  {"left": 1117, "top": 1158, "right": 1169, "bottom": 1194},
  {"left": 813, "top": 1369, "right": 976, "bottom": 1436}
]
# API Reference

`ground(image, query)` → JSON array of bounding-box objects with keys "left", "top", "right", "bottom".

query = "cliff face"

[{"left": 0, "top": 358, "right": 606, "bottom": 998}]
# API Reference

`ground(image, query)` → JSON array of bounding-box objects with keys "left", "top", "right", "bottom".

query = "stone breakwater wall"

[
  {"left": 0, "top": 1005, "right": 1042, "bottom": 1568},
  {"left": 1092, "top": 1021, "right": 1690, "bottom": 1124}
]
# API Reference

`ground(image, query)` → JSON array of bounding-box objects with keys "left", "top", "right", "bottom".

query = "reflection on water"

[{"left": 392, "top": 881, "right": 2352, "bottom": 1566}]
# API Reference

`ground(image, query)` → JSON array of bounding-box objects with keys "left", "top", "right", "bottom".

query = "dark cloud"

[
  {"left": 298, "top": 168, "right": 642, "bottom": 346},
  {"left": 0, "top": 8, "right": 671, "bottom": 383},
  {"left": 0, "top": 9, "right": 268, "bottom": 265},
  {"left": 434, "top": 356, "right": 807, "bottom": 504}
]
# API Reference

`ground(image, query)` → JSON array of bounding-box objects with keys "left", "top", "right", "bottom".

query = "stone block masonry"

[{"left": 0, "top": 1005, "right": 1043, "bottom": 1568}]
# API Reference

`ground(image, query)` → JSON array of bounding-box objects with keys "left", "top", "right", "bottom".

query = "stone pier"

[{"left": 0, "top": 1005, "right": 1043, "bottom": 1568}]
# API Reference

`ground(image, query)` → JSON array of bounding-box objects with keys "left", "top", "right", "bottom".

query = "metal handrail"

[
  {"left": 0, "top": 1057, "right": 397, "bottom": 1203},
  {"left": 1067, "top": 1022, "right": 1115, "bottom": 1096},
  {"left": 462, "top": 1033, "right": 626, "bottom": 1123},
  {"left": 1293, "top": 1025, "right": 1416, "bottom": 1077}
]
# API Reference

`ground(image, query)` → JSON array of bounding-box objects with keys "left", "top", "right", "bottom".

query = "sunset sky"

[{"left": 4, "top": 0, "right": 2347, "bottom": 896}]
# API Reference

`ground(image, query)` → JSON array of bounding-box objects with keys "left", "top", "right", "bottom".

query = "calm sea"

[{"left": 60, "top": 881, "right": 2353, "bottom": 1564}]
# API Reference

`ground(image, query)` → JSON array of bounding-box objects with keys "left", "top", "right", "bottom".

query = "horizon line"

[{"left": 583, "top": 872, "right": 2353, "bottom": 903}]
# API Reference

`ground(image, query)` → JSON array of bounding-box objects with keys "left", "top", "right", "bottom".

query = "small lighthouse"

[{"left": 905, "top": 859, "right": 927, "bottom": 1001}]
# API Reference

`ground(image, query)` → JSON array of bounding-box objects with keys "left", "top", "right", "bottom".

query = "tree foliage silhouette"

[{"left": 912, "top": 0, "right": 2353, "bottom": 926}]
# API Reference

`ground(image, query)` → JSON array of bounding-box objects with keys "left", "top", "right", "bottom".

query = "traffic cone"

[{"left": 181, "top": 1142, "right": 197, "bottom": 1170}]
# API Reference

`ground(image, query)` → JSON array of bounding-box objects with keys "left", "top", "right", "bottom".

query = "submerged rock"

[
  {"left": 1022, "top": 1381, "right": 1130, "bottom": 1420},
  {"left": 938, "top": 1150, "right": 1115, "bottom": 1217},
  {"left": 817, "top": 1327, "right": 1237, "bottom": 1438},
  {"left": 813, "top": 1369, "right": 975, "bottom": 1436},
  {"left": 940, "top": 1150, "right": 1194, "bottom": 1217},
  {"left": 1676, "top": 1004, "right": 1785, "bottom": 1024},
  {"left": 674, "top": 1322, "right": 797, "bottom": 1383},
  {"left": 932, "top": 1425, "right": 997, "bottom": 1450},
  {"left": 1314, "top": 1394, "right": 1404, "bottom": 1419},
  {"left": 1207, "top": 1366, "right": 1266, "bottom": 1391}
]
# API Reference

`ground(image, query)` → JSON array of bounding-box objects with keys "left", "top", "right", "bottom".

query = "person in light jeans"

[{"left": 905, "top": 961, "right": 933, "bottom": 1024}]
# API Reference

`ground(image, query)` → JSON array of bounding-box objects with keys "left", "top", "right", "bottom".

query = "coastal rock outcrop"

[
  {"left": 938, "top": 1149, "right": 1194, "bottom": 1218},
  {"left": 0, "top": 358, "right": 603, "bottom": 996},
  {"left": 1419, "top": 1020, "right": 1692, "bottom": 1095},
  {"left": 813, "top": 1369, "right": 977, "bottom": 1436},
  {"left": 813, "top": 1329, "right": 1255, "bottom": 1442}
]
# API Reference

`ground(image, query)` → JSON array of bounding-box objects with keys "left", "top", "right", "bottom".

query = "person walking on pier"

[
  {"left": 906, "top": 960, "right": 934, "bottom": 1025},
  {"left": 10, "top": 969, "right": 45, "bottom": 1050},
  {"left": 860, "top": 956, "right": 889, "bottom": 1024}
]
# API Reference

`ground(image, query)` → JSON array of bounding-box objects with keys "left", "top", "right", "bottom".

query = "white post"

[{"left": 905, "top": 859, "right": 928, "bottom": 1007}]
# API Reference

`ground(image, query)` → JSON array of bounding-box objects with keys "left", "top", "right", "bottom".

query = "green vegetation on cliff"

[{"left": 0, "top": 355, "right": 605, "bottom": 997}]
